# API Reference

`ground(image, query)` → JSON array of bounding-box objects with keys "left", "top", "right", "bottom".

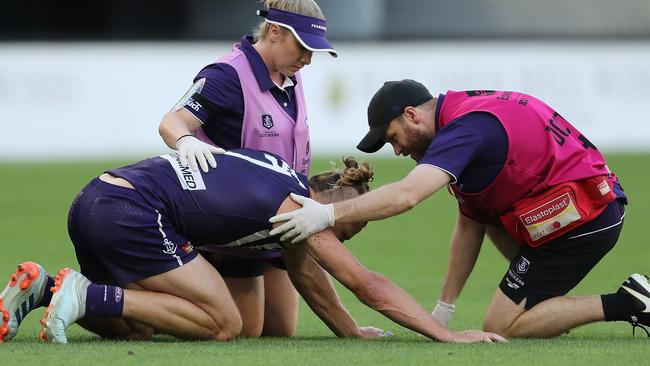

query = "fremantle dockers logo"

[
  {"left": 516, "top": 257, "right": 530, "bottom": 274},
  {"left": 262, "top": 113, "right": 274, "bottom": 129}
]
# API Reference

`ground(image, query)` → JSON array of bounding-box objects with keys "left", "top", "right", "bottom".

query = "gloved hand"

[
  {"left": 357, "top": 326, "right": 393, "bottom": 338},
  {"left": 175, "top": 135, "right": 225, "bottom": 173},
  {"left": 431, "top": 300, "right": 456, "bottom": 327},
  {"left": 269, "top": 193, "right": 335, "bottom": 244}
]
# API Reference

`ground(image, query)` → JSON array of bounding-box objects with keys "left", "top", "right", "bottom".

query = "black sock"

[
  {"left": 37, "top": 276, "right": 55, "bottom": 308},
  {"left": 601, "top": 293, "right": 636, "bottom": 322}
]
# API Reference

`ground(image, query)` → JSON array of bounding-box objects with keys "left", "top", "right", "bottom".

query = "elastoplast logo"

[{"left": 522, "top": 194, "right": 570, "bottom": 225}]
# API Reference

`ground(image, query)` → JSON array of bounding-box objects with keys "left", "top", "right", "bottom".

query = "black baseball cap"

[{"left": 357, "top": 79, "right": 433, "bottom": 153}]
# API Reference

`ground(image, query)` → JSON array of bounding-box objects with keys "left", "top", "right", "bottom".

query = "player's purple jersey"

[{"left": 107, "top": 149, "right": 309, "bottom": 253}]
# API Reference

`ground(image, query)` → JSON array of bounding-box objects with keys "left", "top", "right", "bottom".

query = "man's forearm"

[
  {"left": 439, "top": 215, "right": 486, "bottom": 304},
  {"left": 335, "top": 165, "right": 451, "bottom": 224},
  {"left": 334, "top": 181, "right": 417, "bottom": 223}
]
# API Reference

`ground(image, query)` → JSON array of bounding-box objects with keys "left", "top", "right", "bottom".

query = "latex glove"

[
  {"left": 357, "top": 326, "right": 393, "bottom": 338},
  {"left": 269, "top": 193, "right": 335, "bottom": 244},
  {"left": 431, "top": 300, "right": 456, "bottom": 327},
  {"left": 175, "top": 135, "right": 225, "bottom": 173}
]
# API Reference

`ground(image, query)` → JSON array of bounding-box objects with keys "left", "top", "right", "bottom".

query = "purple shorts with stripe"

[{"left": 67, "top": 178, "right": 199, "bottom": 286}]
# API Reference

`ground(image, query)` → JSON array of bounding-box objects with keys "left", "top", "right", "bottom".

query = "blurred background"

[
  {"left": 2, "top": 0, "right": 650, "bottom": 160},
  {"left": 2, "top": 2, "right": 650, "bottom": 355}
]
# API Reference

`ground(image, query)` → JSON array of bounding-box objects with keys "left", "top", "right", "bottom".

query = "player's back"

[{"left": 108, "top": 148, "right": 309, "bottom": 250}]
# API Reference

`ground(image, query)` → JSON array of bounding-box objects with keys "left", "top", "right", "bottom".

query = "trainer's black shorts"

[
  {"left": 200, "top": 253, "right": 287, "bottom": 278},
  {"left": 499, "top": 199, "right": 625, "bottom": 309}
]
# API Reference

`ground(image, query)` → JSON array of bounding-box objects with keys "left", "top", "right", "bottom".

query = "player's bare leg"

[
  {"left": 483, "top": 289, "right": 604, "bottom": 338},
  {"left": 124, "top": 255, "right": 242, "bottom": 340},
  {"left": 76, "top": 282, "right": 154, "bottom": 340},
  {"left": 261, "top": 265, "right": 299, "bottom": 337},
  {"left": 222, "top": 276, "right": 265, "bottom": 337},
  {"left": 42, "top": 255, "right": 242, "bottom": 343}
]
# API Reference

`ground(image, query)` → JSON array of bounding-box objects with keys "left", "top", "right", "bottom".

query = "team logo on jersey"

[
  {"left": 262, "top": 113, "right": 274, "bottom": 129},
  {"left": 162, "top": 237, "right": 177, "bottom": 255},
  {"left": 516, "top": 257, "right": 531, "bottom": 274}
]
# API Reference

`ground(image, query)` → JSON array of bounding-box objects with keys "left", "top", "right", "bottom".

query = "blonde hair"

[
  {"left": 309, "top": 157, "right": 374, "bottom": 199},
  {"left": 252, "top": 0, "right": 325, "bottom": 42}
]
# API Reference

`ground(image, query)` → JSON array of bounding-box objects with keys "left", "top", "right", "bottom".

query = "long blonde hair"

[
  {"left": 252, "top": 0, "right": 325, "bottom": 42},
  {"left": 309, "top": 157, "right": 374, "bottom": 201}
]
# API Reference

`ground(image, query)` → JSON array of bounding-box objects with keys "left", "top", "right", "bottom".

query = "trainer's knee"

[{"left": 482, "top": 317, "right": 510, "bottom": 337}]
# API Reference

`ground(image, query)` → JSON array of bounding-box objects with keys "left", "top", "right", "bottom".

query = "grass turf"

[{"left": 0, "top": 154, "right": 648, "bottom": 365}]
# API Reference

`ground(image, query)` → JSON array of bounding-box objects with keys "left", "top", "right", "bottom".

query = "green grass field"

[{"left": 0, "top": 154, "right": 648, "bottom": 365}]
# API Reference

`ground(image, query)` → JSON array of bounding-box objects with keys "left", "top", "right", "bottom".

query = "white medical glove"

[
  {"left": 431, "top": 300, "right": 456, "bottom": 327},
  {"left": 175, "top": 135, "right": 225, "bottom": 173},
  {"left": 358, "top": 326, "right": 393, "bottom": 338},
  {"left": 269, "top": 193, "right": 335, "bottom": 244}
]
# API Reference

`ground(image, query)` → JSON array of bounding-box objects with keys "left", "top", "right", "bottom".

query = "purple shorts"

[{"left": 67, "top": 178, "right": 199, "bottom": 286}]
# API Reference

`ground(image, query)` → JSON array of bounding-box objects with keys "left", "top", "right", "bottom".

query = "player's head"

[
  {"left": 309, "top": 157, "right": 373, "bottom": 242},
  {"left": 358, "top": 79, "right": 437, "bottom": 162},
  {"left": 253, "top": 0, "right": 337, "bottom": 76}
]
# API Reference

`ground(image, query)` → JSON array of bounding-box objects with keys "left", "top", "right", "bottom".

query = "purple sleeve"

[
  {"left": 182, "top": 63, "right": 244, "bottom": 124},
  {"left": 418, "top": 113, "right": 508, "bottom": 193},
  {"left": 418, "top": 117, "right": 486, "bottom": 182}
]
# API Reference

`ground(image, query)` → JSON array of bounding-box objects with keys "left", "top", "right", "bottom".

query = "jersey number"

[
  {"left": 225, "top": 151, "right": 307, "bottom": 190},
  {"left": 545, "top": 112, "right": 597, "bottom": 150}
]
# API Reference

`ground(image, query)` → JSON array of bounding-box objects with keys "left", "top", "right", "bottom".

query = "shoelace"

[{"left": 632, "top": 321, "right": 650, "bottom": 337}]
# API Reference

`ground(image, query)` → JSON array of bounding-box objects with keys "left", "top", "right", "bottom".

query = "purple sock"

[
  {"left": 85, "top": 283, "right": 125, "bottom": 317},
  {"left": 37, "top": 276, "right": 55, "bottom": 308}
]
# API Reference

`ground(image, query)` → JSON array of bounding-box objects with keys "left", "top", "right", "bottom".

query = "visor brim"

[{"left": 267, "top": 20, "right": 338, "bottom": 58}]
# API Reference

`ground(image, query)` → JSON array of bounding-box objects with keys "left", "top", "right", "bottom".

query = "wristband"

[{"left": 176, "top": 134, "right": 194, "bottom": 143}]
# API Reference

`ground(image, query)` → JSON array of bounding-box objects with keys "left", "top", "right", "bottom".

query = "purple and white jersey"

[{"left": 107, "top": 149, "right": 309, "bottom": 253}]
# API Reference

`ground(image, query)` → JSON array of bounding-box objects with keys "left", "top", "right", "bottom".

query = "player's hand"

[
  {"left": 175, "top": 135, "right": 225, "bottom": 173},
  {"left": 357, "top": 326, "right": 393, "bottom": 339},
  {"left": 449, "top": 330, "right": 508, "bottom": 343},
  {"left": 431, "top": 300, "right": 455, "bottom": 327},
  {"left": 269, "top": 193, "right": 335, "bottom": 244}
]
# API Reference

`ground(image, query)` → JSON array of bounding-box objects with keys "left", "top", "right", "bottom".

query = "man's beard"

[{"left": 405, "top": 127, "right": 432, "bottom": 162}]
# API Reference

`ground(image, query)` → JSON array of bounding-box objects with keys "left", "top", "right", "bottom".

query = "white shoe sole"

[{"left": 0, "top": 262, "right": 47, "bottom": 342}]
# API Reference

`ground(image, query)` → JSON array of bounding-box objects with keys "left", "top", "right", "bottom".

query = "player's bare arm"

[
  {"left": 280, "top": 243, "right": 366, "bottom": 338},
  {"left": 296, "top": 219, "right": 506, "bottom": 343}
]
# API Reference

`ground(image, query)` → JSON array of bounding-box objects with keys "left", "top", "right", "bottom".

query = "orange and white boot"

[
  {"left": 0, "top": 262, "right": 49, "bottom": 342},
  {"left": 40, "top": 268, "right": 90, "bottom": 344}
]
